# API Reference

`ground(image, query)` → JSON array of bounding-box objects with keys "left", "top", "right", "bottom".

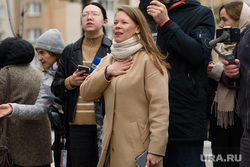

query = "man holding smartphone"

[{"left": 147, "top": 0, "right": 215, "bottom": 167}]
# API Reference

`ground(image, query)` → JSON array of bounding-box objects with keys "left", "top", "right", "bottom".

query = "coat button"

[{"left": 112, "top": 148, "right": 115, "bottom": 151}]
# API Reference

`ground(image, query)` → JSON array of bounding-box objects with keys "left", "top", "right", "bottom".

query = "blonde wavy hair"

[{"left": 116, "top": 5, "right": 171, "bottom": 76}]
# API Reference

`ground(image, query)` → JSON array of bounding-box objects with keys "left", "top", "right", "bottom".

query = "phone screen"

[{"left": 78, "top": 65, "right": 90, "bottom": 74}]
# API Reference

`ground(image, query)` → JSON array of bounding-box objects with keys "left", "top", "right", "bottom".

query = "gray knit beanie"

[{"left": 35, "top": 29, "right": 65, "bottom": 54}]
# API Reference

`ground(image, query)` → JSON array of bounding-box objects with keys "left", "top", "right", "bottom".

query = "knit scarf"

[
  {"left": 111, "top": 35, "right": 143, "bottom": 61},
  {"left": 210, "top": 2, "right": 250, "bottom": 129},
  {"left": 210, "top": 42, "right": 236, "bottom": 129}
]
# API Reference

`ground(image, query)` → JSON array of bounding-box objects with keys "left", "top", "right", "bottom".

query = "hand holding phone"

[{"left": 78, "top": 65, "right": 90, "bottom": 74}]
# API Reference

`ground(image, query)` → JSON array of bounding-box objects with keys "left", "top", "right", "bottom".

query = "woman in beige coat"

[{"left": 80, "top": 5, "right": 170, "bottom": 167}]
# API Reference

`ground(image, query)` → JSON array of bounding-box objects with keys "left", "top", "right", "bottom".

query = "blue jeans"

[{"left": 163, "top": 141, "right": 205, "bottom": 167}]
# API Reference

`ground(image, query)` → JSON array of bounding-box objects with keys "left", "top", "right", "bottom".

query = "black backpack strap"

[{"left": 5, "top": 67, "right": 11, "bottom": 146}]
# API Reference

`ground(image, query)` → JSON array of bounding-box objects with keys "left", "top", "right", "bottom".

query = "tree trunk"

[
  {"left": 6, "top": 0, "right": 16, "bottom": 38},
  {"left": 18, "top": 0, "right": 24, "bottom": 38}
]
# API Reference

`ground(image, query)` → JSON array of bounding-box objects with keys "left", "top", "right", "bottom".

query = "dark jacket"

[
  {"left": 222, "top": 25, "right": 250, "bottom": 129},
  {"left": 157, "top": 0, "right": 215, "bottom": 142},
  {"left": 51, "top": 35, "right": 111, "bottom": 122}
]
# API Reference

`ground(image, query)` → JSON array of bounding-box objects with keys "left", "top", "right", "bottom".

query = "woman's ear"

[
  {"left": 135, "top": 26, "right": 140, "bottom": 34},
  {"left": 103, "top": 19, "right": 108, "bottom": 27}
]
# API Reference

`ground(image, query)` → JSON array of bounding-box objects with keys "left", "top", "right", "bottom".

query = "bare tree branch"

[
  {"left": 18, "top": 0, "right": 24, "bottom": 38},
  {"left": 6, "top": 0, "right": 17, "bottom": 37},
  {"left": 207, "top": 0, "right": 214, "bottom": 13},
  {"left": 207, "top": 0, "right": 216, "bottom": 26}
]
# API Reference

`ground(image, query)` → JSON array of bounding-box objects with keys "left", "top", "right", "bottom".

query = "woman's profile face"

[
  {"left": 81, "top": 4, "right": 107, "bottom": 34},
  {"left": 219, "top": 8, "right": 239, "bottom": 28},
  {"left": 113, "top": 11, "right": 140, "bottom": 43},
  {"left": 37, "top": 49, "right": 57, "bottom": 69}
]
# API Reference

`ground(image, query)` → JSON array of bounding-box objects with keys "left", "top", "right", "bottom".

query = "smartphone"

[
  {"left": 78, "top": 65, "right": 90, "bottom": 74},
  {"left": 135, "top": 150, "right": 148, "bottom": 167},
  {"left": 216, "top": 27, "right": 240, "bottom": 43}
]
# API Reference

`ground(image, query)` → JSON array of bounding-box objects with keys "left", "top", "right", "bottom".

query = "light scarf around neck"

[
  {"left": 239, "top": 3, "right": 250, "bottom": 32},
  {"left": 209, "top": 2, "right": 250, "bottom": 129},
  {"left": 210, "top": 42, "right": 236, "bottom": 129},
  {"left": 111, "top": 35, "right": 143, "bottom": 61}
]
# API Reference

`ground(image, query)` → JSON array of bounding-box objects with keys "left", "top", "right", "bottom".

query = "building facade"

[
  {"left": 1, "top": 0, "right": 248, "bottom": 68},
  {"left": 0, "top": 0, "right": 139, "bottom": 68}
]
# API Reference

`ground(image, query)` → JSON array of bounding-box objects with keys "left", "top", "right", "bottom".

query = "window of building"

[
  {"left": 27, "top": 2, "right": 41, "bottom": 16},
  {"left": 106, "top": 25, "right": 113, "bottom": 39},
  {"left": 27, "top": 29, "right": 41, "bottom": 42},
  {"left": 99, "top": 0, "right": 117, "bottom": 38},
  {"left": 0, "top": 6, "right": 5, "bottom": 19},
  {"left": 0, "top": 32, "right": 5, "bottom": 40},
  {"left": 99, "top": 0, "right": 116, "bottom": 11}
]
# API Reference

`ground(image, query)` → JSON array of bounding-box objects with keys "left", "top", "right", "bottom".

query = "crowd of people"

[{"left": 0, "top": 0, "right": 249, "bottom": 167}]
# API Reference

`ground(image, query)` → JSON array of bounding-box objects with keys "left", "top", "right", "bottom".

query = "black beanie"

[{"left": 0, "top": 37, "right": 34, "bottom": 68}]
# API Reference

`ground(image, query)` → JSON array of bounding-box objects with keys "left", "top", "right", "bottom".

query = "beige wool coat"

[{"left": 80, "top": 50, "right": 169, "bottom": 167}]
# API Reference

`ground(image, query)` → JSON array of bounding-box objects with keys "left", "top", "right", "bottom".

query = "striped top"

[{"left": 69, "top": 34, "right": 103, "bottom": 125}]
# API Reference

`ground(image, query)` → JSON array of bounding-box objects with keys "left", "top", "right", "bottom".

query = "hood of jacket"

[
  {"left": 0, "top": 37, "right": 34, "bottom": 68},
  {"left": 239, "top": 2, "right": 250, "bottom": 32}
]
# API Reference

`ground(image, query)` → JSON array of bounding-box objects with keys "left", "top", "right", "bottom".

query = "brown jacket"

[
  {"left": 80, "top": 50, "right": 169, "bottom": 167},
  {"left": 0, "top": 64, "right": 52, "bottom": 166}
]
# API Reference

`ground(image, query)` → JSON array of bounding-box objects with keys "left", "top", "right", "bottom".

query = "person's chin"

[
  {"left": 114, "top": 37, "right": 123, "bottom": 43},
  {"left": 43, "top": 65, "right": 49, "bottom": 69},
  {"left": 85, "top": 27, "right": 95, "bottom": 31}
]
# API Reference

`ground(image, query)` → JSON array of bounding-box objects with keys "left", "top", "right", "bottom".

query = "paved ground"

[{"left": 51, "top": 131, "right": 213, "bottom": 167}]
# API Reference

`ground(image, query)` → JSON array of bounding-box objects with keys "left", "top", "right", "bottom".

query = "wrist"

[
  {"left": 161, "top": 19, "right": 173, "bottom": 30},
  {"left": 105, "top": 66, "right": 112, "bottom": 80},
  {"left": 69, "top": 76, "right": 76, "bottom": 88},
  {"left": 8, "top": 104, "right": 13, "bottom": 116},
  {"left": 69, "top": 76, "right": 74, "bottom": 87}
]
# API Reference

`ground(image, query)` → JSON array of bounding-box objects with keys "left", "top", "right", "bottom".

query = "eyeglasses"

[{"left": 81, "top": 11, "right": 100, "bottom": 18}]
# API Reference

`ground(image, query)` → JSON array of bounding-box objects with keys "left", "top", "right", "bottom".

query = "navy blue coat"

[{"left": 157, "top": 0, "right": 215, "bottom": 142}]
